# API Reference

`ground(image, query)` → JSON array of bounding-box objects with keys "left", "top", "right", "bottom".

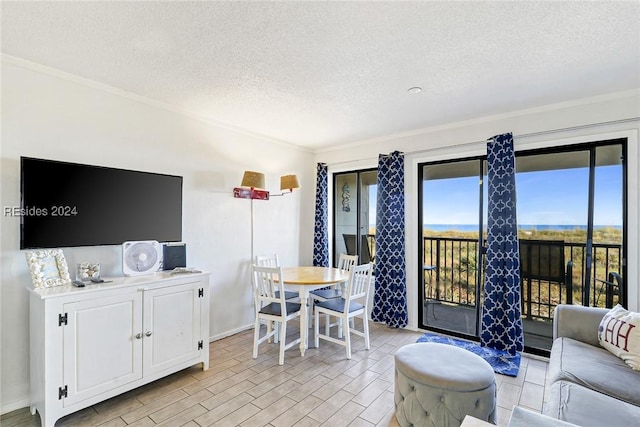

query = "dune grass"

[{"left": 421, "top": 227, "right": 623, "bottom": 318}]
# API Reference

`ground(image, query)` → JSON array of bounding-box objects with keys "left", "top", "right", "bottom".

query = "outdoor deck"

[
  {"left": 421, "top": 236, "right": 623, "bottom": 351},
  {"left": 423, "top": 301, "right": 553, "bottom": 351}
]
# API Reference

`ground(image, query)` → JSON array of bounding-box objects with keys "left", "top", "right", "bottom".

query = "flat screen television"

[{"left": 20, "top": 157, "right": 183, "bottom": 249}]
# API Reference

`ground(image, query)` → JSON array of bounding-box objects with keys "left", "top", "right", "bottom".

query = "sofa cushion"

[
  {"left": 544, "top": 381, "right": 640, "bottom": 427},
  {"left": 509, "top": 406, "right": 578, "bottom": 427},
  {"left": 597, "top": 304, "right": 640, "bottom": 370},
  {"left": 548, "top": 337, "right": 640, "bottom": 406}
]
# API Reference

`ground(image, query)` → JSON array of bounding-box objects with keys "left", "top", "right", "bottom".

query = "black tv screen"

[{"left": 20, "top": 157, "right": 183, "bottom": 249}]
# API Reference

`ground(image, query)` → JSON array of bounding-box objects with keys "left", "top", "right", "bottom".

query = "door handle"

[
  {"left": 145, "top": 331, "right": 152, "bottom": 337},
  {"left": 135, "top": 333, "right": 143, "bottom": 339}
]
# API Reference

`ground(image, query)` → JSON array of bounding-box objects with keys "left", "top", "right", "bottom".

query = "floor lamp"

[{"left": 233, "top": 171, "right": 300, "bottom": 261}]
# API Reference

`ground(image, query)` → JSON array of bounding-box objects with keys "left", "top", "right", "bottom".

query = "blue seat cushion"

[
  {"left": 259, "top": 302, "right": 301, "bottom": 316},
  {"left": 310, "top": 289, "right": 341, "bottom": 300},
  {"left": 275, "top": 290, "right": 299, "bottom": 300},
  {"left": 315, "top": 298, "right": 363, "bottom": 313}
]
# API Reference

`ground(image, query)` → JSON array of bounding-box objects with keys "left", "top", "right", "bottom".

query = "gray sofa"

[{"left": 526, "top": 304, "right": 640, "bottom": 426}]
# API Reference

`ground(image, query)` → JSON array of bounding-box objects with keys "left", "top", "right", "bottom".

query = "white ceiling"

[{"left": 2, "top": 1, "right": 639, "bottom": 151}]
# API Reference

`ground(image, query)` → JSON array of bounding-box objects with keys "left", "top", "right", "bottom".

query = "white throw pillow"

[{"left": 598, "top": 304, "right": 640, "bottom": 370}]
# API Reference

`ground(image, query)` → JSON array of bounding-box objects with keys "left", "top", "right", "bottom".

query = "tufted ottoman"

[{"left": 394, "top": 342, "right": 496, "bottom": 427}]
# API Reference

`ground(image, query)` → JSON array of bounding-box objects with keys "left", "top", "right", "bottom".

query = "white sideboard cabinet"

[{"left": 28, "top": 272, "right": 210, "bottom": 427}]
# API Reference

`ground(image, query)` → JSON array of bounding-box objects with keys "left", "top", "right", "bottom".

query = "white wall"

[
  {"left": 316, "top": 90, "right": 640, "bottom": 332},
  {"left": 0, "top": 57, "right": 315, "bottom": 413}
]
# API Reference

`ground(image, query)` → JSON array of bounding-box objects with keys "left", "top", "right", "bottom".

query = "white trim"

[
  {"left": 209, "top": 323, "right": 254, "bottom": 342},
  {"left": 316, "top": 89, "right": 640, "bottom": 154},
  {"left": 4, "top": 53, "right": 636, "bottom": 157},
  {"left": 624, "top": 131, "right": 639, "bottom": 311},
  {"left": 0, "top": 53, "right": 310, "bottom": 153},
  {"left": 1, "top": 398, "right": 31, "bottom": 416}
]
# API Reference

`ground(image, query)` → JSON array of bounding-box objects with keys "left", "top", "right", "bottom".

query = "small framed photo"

[
  {"left": 76, "top": 262, "right": 101, "bottom": 281},
  {"left": 25, "top": 249, "right": 72, "bottom": 288}
]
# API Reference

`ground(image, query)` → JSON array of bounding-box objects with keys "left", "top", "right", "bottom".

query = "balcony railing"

[{"left": 423, "top": 237, "right": 623, "bottom": 321}]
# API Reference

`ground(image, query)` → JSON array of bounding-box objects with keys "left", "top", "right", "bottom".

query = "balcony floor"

[{"left": 423, "top": 300, "right": 553, "bottom": 351}]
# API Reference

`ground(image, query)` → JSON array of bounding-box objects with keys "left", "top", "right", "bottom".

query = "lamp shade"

[
  {"left": 241, "top": 171, "right": 265, "bottom": 189},
  {"left": 280, "top": 174, "right": 300, "bottom": 191}
]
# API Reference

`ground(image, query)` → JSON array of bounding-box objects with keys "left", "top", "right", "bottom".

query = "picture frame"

[
  {"left": 25, "top": 249, "right": 72, "bottom": 288},
  {"left": 76, "top": 262, "right": 101, "bottom": 281}
]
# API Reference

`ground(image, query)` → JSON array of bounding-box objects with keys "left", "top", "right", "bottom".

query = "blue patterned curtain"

[
  {"left": 371, "top": 151, "right": 407, "bottom": 327},
  {"left": 313, "top": 163, "right": 329, "bottom": 267},
  {"left": 481, "top": 133, "right": 524, "bottom": 356}
]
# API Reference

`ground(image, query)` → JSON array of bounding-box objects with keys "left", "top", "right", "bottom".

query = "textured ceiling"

[{"left": 2, "top": 1, "right": 639, "bottom": 151}]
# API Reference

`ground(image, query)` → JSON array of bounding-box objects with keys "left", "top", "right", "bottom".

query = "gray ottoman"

[{"left": 394, "top": 342, "right": 496, "bottom": 427}]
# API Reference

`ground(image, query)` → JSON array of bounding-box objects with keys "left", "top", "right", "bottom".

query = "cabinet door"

[
  {"left": 143, "top": 281, "right": 202, "bottom": 376},
  {"left": 62, "top": 291, "right": 143, "bottom": 407}
]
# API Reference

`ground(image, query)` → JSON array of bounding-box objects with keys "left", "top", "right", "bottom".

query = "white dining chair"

[
  {"left": 256, "top": 253, "right": 299, "bottom": 300},
  {"left": 309, "top": 253, "right": 358, "bottom": 335},
  {"left": 254, "top": 254, "right": 298, "bottom": 343},
  {"left": 252, "top": 265, "right": 301, "bottom": 365},
  {"left": 255, "top": 254, "right": 299, "bottom": 301},
  {"left": 255, "top": 253, "right": 279, "bottom": 268},
  {"left": 314, "top": 262, "right": 373, "bottom": 359}
]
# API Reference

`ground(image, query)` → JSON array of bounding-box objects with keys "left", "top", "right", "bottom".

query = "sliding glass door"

[
  {"left": 334, "top": 170, "right": 377, "bottom": 268},
  {"left": 418, "top": 140, "right": 626, "bottom": 353},
  {"left": 419, "top": 159, "right": 486, "bottom": 337}
]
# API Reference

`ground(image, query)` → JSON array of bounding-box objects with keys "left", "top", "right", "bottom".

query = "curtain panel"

[
  {"left": 481, "top": 133, "right": 524, "bottom": 356},
  {"left": 371, "top": 151, "right": 407, "bottom": 327},
  {"left": 313, "top": 163, "right": 329, "bottom": 267}
]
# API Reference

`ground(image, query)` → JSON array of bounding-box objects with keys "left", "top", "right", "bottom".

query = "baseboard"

[
  {"left": 1, "top": 397, "right": 31, "bottom": 416},
  {"left": 209, "top": 323, "right": 253, "bottom": 342}
]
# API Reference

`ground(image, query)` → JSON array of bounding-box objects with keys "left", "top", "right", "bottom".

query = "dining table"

[{"left": 281, "top": 266, "right": 350, "bottom": 356}]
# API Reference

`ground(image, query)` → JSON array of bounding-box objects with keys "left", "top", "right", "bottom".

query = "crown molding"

[
  {"left": 0, "top": 53, "right": 312, "bottom": 153},
  {"left": 314, "top": 88, "right": 640, "bottom": 154}
]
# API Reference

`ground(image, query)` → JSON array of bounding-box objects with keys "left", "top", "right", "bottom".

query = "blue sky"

[{"left": 421, "top": 165, "right": 622, "bottom": 226}]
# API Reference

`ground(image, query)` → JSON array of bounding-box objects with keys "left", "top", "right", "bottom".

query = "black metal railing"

[{"left": 422, "top": 237, "right": 623, "bottom": 321}]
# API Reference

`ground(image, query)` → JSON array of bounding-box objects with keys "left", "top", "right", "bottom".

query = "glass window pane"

[
  {"left": 335, "top": 173, "right": 358, "bottom": 267},
  {"left": 361, "top": 171, "right": 377, "bottom": 264},
  {"left": 593, "top": 144, "right": 623, "bottom": 307},
  {"left": 515, "top": 150, "right": 590, "bottom": 350},
  {"left": 422, "top": 159, "right": 482, "bottom": 336},
  {"left": 334, "top": 170, "right": 377, "bottom": 268}
]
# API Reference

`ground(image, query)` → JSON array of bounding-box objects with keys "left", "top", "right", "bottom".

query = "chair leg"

[
  {"left": 274, "top": 321, "right": 280, "bottom": 343},
  {"left": 324, "top": 314, "right": 331, "bottom": 336},
  {"left": 278, "top": 319, "right": 287, "bottom": 365},
  {"left": 363, "top": 314, "right": 370, "bottom": 350},
  {"left": 314, "top": 309, "right": 320, "bottom": 348},
  {"left": 253, "top": 317, "right": 261, "bottom": 359},
  {"left": 267, "top": 320, "right": 273, "bottom": 343},
  {"left": 344, "top": 315, "right": 352, "bottom": 359},
  {"left": 310, "top": 298, "right": 315, "bottom": 329}
]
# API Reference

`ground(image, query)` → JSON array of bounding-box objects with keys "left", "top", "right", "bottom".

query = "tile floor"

[{"left": 1, "top": 321, "right": 549, "bottom": 426}]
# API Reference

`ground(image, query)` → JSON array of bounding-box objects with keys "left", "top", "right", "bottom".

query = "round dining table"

[{"left": 281, "top": 266, "right": 350, "bottom": 356}]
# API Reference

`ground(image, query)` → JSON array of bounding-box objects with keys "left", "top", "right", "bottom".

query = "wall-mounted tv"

[{"left": 20, "top": 157, "right": 183, "bottom": 249}]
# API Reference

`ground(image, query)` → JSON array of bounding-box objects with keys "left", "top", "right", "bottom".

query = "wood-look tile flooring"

[{"left": 2, "top": 321, "right": 549, "bottom": 427}]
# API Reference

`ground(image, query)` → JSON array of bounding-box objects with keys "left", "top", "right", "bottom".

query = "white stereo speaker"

[{"left": 122, "top": 240, "right": 161, "bottom": 276}]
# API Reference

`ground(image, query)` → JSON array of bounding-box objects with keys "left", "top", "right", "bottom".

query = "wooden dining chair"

[
  {"left": 310, "top": 253, "right": 358, "bottom": 335},
  {"left": 313, "top": 262, "right": 373, "bottom": 359},
  {"left": 252, "top": 265, "right": 301, "bottom": 365}
]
